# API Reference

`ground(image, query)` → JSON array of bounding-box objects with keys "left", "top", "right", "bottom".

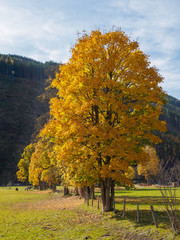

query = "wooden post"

[
  {"left": 97, "top": 196, "right": 100, "bottom": 210},
  {"left": 123, "top": 196, "right": 126, "bottom": 219},
  {"left": 151, "top": 205, "right": 158, "bottom": 228},
  {"left": 137, "top": 203, "right": 140, "bottom": 223}
]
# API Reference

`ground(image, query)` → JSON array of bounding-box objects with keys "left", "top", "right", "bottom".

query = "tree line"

[{"left": 0, "top": 54, "right": 60, "bottom": 82}]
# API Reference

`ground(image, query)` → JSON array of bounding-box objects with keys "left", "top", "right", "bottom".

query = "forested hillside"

[
  {"left": 162, "top": 95, "right": 180, "bottom": 134},
  {"left": 0, "top": 54, "right": 179, "bottom": 185},
  {"left": 155, "top": 96, "right": 180, "bottom": 171},
  {"left": 0, "top": 54, "right": 59, "bottom": 184},
  {"left": 0, "top": 54, "right": 45, "bottom": 81}
]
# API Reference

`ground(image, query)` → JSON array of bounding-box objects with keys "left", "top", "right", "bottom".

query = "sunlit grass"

[
  {"left": 0, "top": 186, "right": 179, "bottom": 239},
  {"left": 95, "top": 186, "right": 180, "bottom": 209},
  {"left": 0, "top": 186, "right": 53, "bottom": 205}
]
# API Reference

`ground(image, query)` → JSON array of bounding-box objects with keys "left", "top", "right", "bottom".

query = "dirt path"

[{"left": 14, "top": 194, "right": 84, "bottom": 211}]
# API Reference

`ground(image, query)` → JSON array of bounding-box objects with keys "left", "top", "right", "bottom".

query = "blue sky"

[{"left": 0, "top": 0, "right": 180, "bottom": 99}]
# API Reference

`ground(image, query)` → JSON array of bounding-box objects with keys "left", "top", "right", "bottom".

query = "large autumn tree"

[{"left": 41, "top": 29, "right": 166, "bottom": 211}]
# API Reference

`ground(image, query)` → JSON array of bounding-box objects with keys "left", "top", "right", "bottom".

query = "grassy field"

[{"left": 0, "top": 186, "right": 179, "bottom": 240}]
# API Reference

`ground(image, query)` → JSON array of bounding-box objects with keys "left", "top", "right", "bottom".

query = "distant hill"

[
  {"left": 0, "top": 54, "right": 179, "bottom": 185},
  {"left": 0, "top": 54, "right": 59, "bottom": 184},
  {"left": 162, "top": 95, "right": 180, "bottom": 134},
  {"left": 0, "top": 54, "right": 45, "bottom": 82},
  {"left": 155, "top": 96, "right": 180, "bottom": 171}
]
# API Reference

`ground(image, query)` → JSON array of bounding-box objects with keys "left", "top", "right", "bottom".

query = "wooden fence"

[{"left": 84, "top": 195, "right": 170, "bottom": 228}]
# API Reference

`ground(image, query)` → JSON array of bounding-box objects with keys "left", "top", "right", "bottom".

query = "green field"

[{"left": 0, "top": 186, "right": 179, "bottom": 240}]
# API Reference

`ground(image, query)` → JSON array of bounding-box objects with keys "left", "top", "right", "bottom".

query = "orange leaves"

[{"left": 32, "top": 29, "right": 167, "bottom": 188}]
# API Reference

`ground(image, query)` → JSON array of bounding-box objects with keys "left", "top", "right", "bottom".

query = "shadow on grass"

[{"left": 111, "top": 208, "right": 180, "bottom": 231}]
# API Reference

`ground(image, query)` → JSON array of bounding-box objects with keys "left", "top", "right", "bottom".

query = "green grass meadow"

[{"left": 0, "top": 186, "right": 179, "bottom": 240}]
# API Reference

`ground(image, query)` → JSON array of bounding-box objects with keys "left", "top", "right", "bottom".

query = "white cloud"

[
  {"left": 107, "top": 0, "right": 180, "bottom": 98},
  {"left": 0, "top": 0, "right": 76, "bottom": 62}
]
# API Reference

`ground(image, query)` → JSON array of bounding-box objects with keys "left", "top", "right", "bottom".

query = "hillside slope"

[
  {"left": 155, "top": 96, "right": 180, "bottom": 171},
  {"left": 162, "top": 95, "right": 180, "bottom": 134},
  {"left": 0, "top": 75, "right": 46, "bottom": 183},
  {"left": 0, "top": 55, "right": 58, "bottom": 184}
]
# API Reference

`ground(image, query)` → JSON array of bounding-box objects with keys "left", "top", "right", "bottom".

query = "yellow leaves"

[
  {"left": 16, "top": 143, "right": 34, "bottom": 182},
  {"left": 125, "top": 166, "right": 135, "bottom": 180},
  {"left": 28, "top": 29, "right": 167, "bottom": 188},
  {"left": 137, "top": 146, "right": 160, "bottom": 181},
  {"left": 27, "top": 137, "right": 61, "bottom": 186},
  {"left": 16, "top": 169, "right": 27, "bottom": 182}
]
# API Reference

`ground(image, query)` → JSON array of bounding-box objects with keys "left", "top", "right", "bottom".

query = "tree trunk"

[
  {"left": 111, "top": 181, "right": 115, "bottom": 209},
  {"left": 90, "top": 185, "right": 95, "bottom": 199},
  {"left": 39, "top": 180, "right": 48, "bottom": 190},
  {"left": 52, "top": 185, "right": 57, "bottom": 192},
  {"left": 63, "top": 186, "right": 69, "bottom": 195},
  {"left": 147, "top": 176, "right": 150, "bottom": 186},
  {"left": 100, "top": 178, "right": 114, "bottom": 211},
  {"left": 39, "top": 181, "right": 43, "bottom": 190},
  {"left": 79, "top": 186, "right": 86, "bottom": 198},
  {"left": 49, "top": 183, "right": 56, "bottom": 191},
  {"left": 74, "top": 187, "right": 79, "bottom": 196},
  {"left": 86, "top": 186, "right": 90, "bottom": 199}
]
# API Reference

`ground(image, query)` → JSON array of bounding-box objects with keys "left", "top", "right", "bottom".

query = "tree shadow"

[{"left": 111, "top": 208, "right": 180, "bottom": 230}]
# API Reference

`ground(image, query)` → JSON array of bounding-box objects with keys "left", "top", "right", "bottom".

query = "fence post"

[
  {"left": 123, "top": 196, "right": 126, "bottom": 219},
  {"left": 151, "top": 205, "right": 158, "bottom": 228},
  {"left": 137, "top": 203, "right": 140, "bottom": 223}
]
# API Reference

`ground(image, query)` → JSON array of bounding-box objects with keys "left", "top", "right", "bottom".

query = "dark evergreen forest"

[
  {"left": 0, "top": 54, "right": 179, "bottom": 185},
  {"left": 0, "top": 54, "right": 59, "bottom": 184}
]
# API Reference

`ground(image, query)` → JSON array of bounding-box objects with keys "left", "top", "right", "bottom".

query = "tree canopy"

[
  {"left": 39, "top": 29, "right": 166, "bottom": 211},
  {"left": 17, "top": 143, "right": 34, "bottom": 182}
]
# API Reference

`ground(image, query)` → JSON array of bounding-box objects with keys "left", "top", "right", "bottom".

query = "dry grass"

[{"left": 13, "top": 194, "right": 84, "bottom": 211}]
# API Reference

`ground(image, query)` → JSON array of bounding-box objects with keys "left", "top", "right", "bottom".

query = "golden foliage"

[
  {"left": 28, "top": 138, "right": 60, "bottom": 187},
  {"left": 17, "top": 143, "right": 34, "bottom": 182},
  {"left": 137, "top": 145, "right": 160, "bottom": 182},
  {"left": 38, "top": 29, "right": 166, "bottom": 187}
]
